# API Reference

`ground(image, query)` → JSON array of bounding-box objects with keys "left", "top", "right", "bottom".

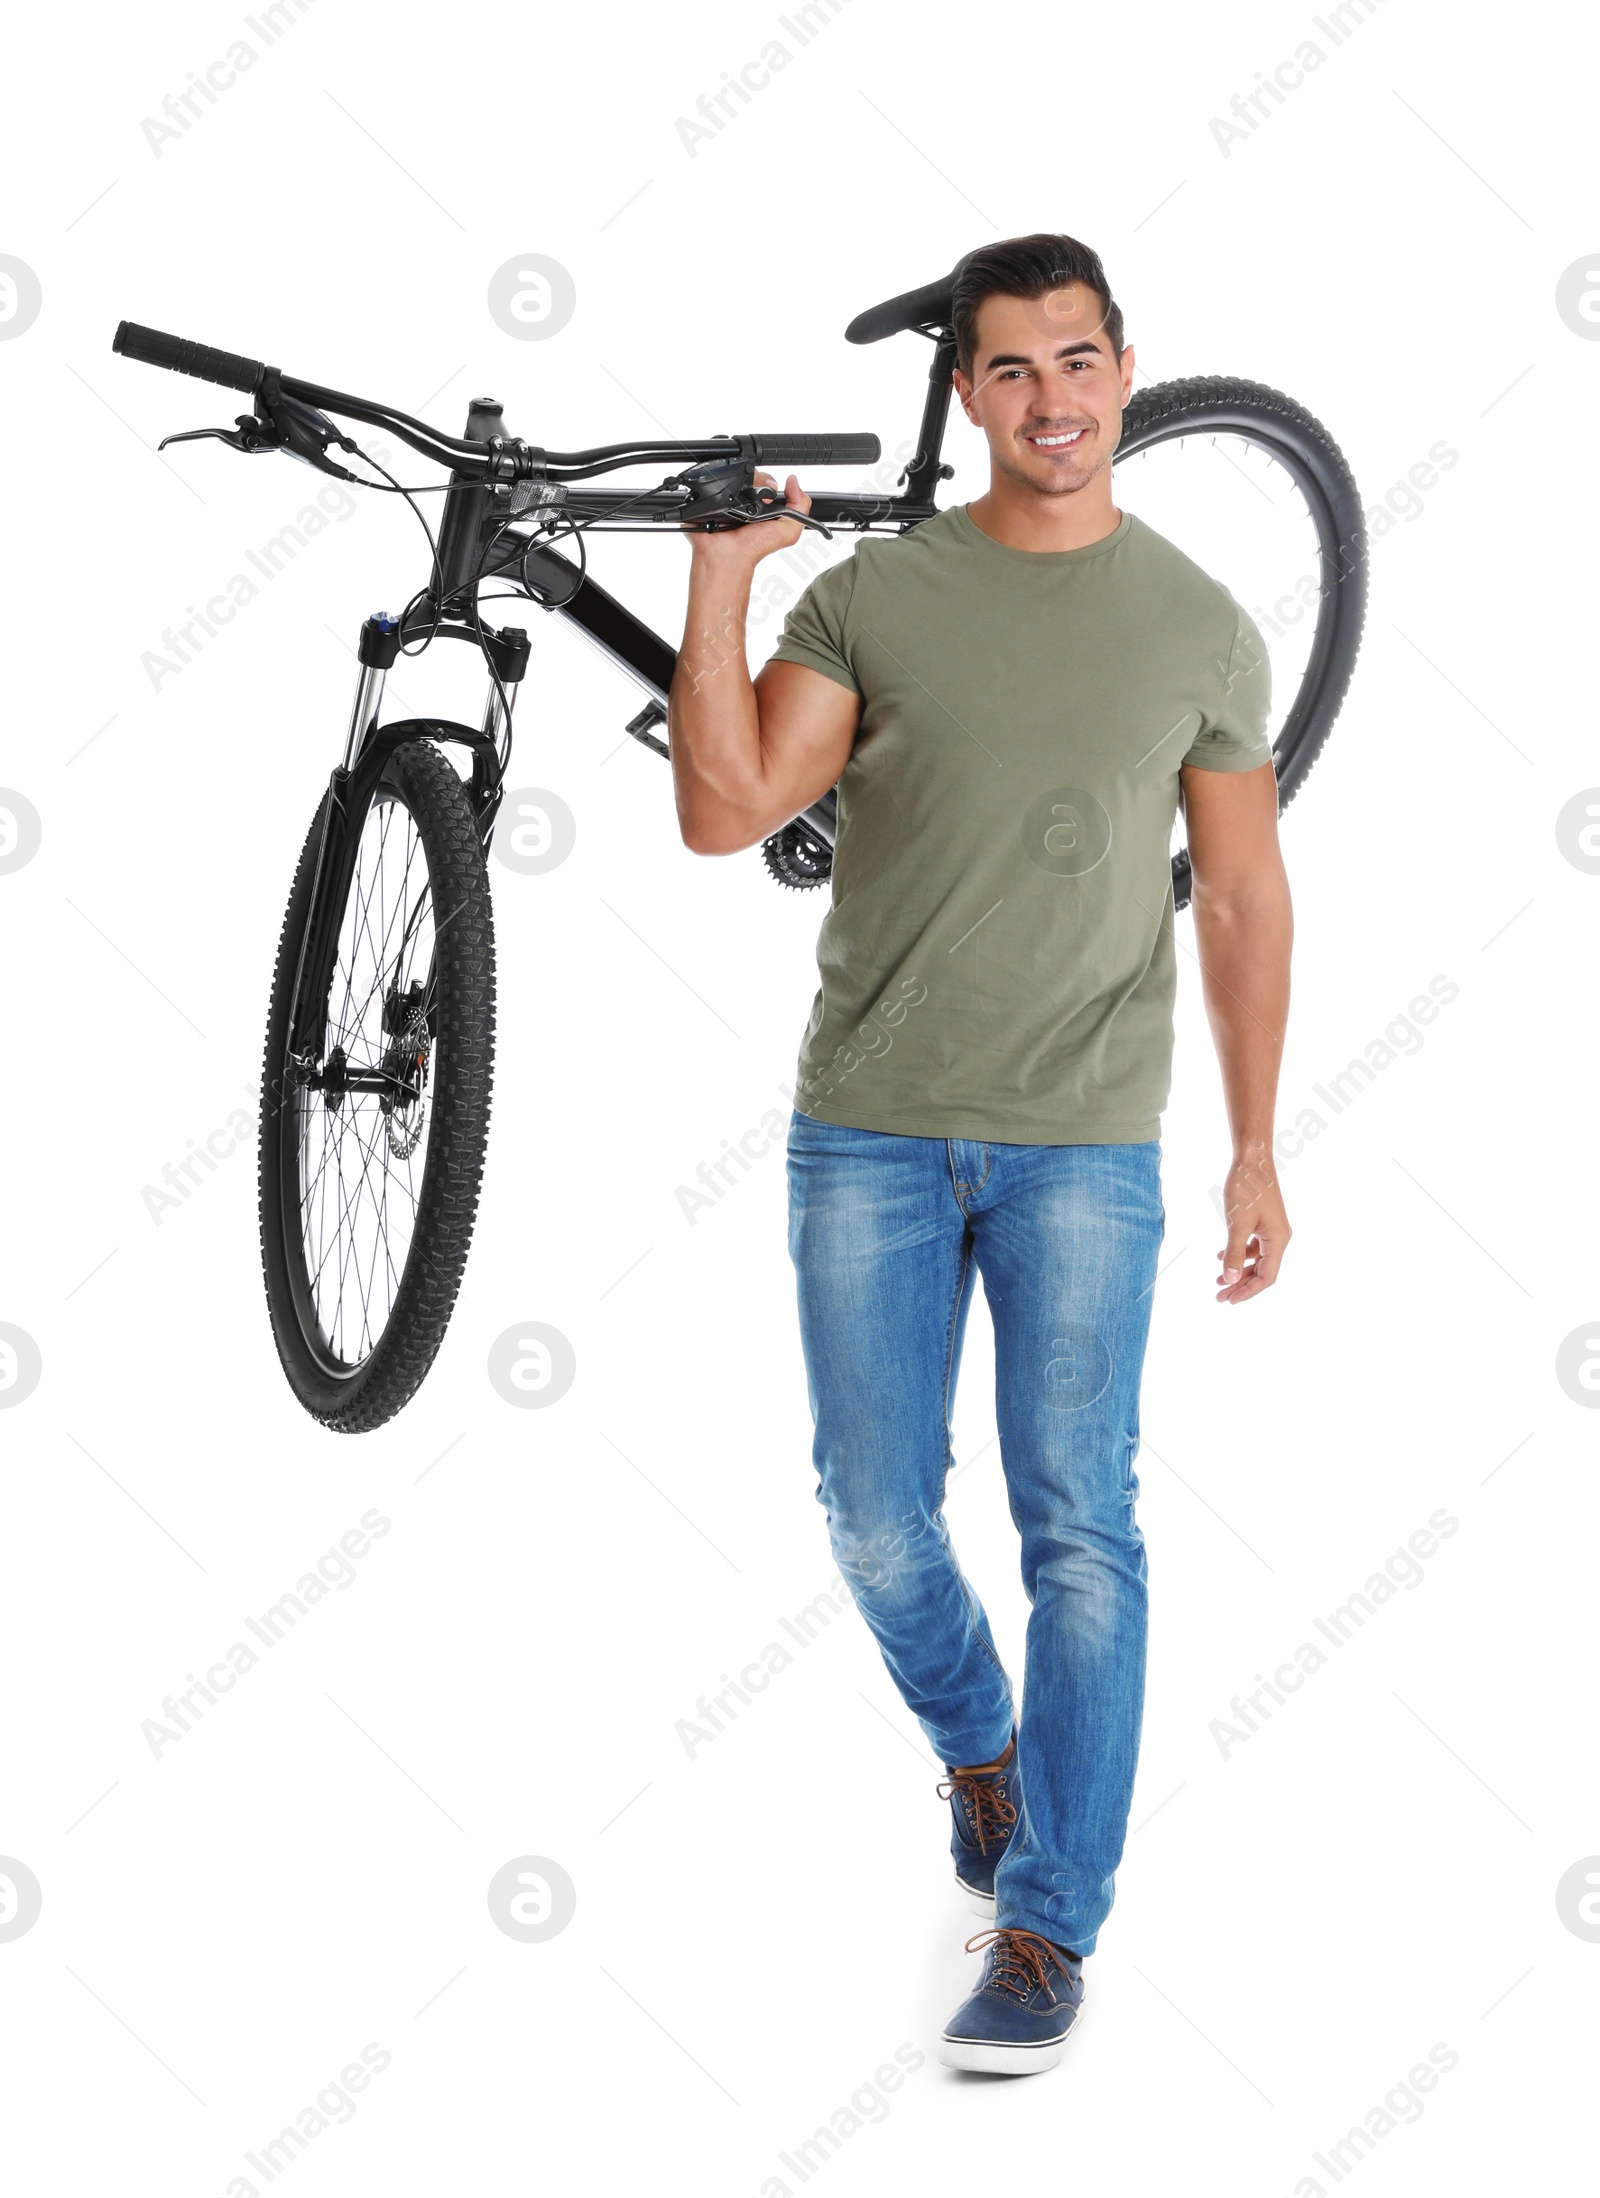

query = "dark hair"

[{"left": 952, "top": 233, "right": 1124, "bottom": 378}]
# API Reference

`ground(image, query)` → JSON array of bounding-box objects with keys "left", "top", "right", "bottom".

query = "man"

[{"left": 666, "top": 233, "right": 1292, "bottom": 2075}]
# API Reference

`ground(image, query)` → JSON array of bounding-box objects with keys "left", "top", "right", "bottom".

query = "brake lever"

[
  {"left": 747, "top": 484, "right": 834, "bottom": 539},
  {"left": 681, "top": 500, "right": 835, "bottom": 542},
  {"left": 156, "top": 376, "right": 362, "bottom": 483},
  {"left": 673, "top": 458, "right": 833, "bottom": 538},
  {"left": 159, "top": 416, "right": 279, "bottom": 456}
]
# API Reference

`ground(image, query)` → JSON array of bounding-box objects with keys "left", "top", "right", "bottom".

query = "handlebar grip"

[
  {"left": 736, "top": 434, "right": 881, "bottom": 467},
  {"left": 112, "top": 320, "right": 263, "bottom": 395}
]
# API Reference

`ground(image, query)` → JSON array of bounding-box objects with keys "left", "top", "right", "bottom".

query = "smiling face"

[{"left": 953, "top": 283, "right": 1134, "bottom": 499}]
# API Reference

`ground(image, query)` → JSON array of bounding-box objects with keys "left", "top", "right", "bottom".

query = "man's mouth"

[{"left": 1025, "top": 427, "right": 1089, "bottom": 449}]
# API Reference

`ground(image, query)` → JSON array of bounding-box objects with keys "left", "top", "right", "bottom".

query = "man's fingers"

[
  {"left": 1221, "top": 1221, "right": 1253, "bottom": 1286},
  {"left": 1215, "top": 1236, "right": 1259, "bottom": 1300},
  {"left": 1214, "top": 1224, "right": 1287, "bottom": 1300},
  {"left": 753, "top": 468, "right": 809, "bottom": 527}
]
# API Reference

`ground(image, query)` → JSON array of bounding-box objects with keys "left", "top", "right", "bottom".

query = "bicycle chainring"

[{"left": 761, "top": 819, "right": 833, "bottom": 891}]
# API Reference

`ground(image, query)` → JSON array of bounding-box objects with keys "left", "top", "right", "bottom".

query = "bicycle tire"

[
  {"left": 1115, "top": 375, "right": 1368, "bottom": 907},
  {"left": 258, "top": 740, "right": 495, "bottom": 1432}
]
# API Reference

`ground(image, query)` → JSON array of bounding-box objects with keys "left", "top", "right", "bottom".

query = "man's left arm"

[{"left": 1179, "top": 758, "right": 1293, "bottom": 1305}]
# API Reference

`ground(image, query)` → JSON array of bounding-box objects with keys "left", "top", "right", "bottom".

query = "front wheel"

[{"left": 258, "top": 739, "right": 495, "bottom": 1432}]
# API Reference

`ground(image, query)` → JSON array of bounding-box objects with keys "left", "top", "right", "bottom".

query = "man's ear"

[{"left": 952, "top": 368, "right": 979, "bottom": 427}]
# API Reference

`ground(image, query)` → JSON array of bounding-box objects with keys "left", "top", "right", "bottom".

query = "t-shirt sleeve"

[
  {"left": 1180, "top": 603, "right": 1274, "bottom": 772},
  {"left": 767, "top": 555, "right": 862, "bottom": 695}
]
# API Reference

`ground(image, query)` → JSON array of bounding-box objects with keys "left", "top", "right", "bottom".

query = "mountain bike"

[{"left": 111, "top": 258, "right": 1368, "bottom": 1434}]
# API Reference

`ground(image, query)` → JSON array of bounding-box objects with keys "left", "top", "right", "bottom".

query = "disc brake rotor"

[{"left": 380, "top": 998, "right": 431, "bottom": 1159}]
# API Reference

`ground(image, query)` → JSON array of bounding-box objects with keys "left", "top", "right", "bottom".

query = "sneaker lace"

[
  {"left": 964, "top": 1928, "right": 1075, "bottom": 2004},
  {"left": 935, "top": 1766, "right": 1017, "bottom": 1855}
]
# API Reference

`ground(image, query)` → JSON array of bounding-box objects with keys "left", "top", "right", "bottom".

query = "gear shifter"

[{"left": 158, "top": 374, "right": 362, "bottom": 482}]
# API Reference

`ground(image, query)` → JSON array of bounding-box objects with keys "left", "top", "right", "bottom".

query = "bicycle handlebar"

[
  {"left": 113, "top": 320, "right": 263, "bottom": 394},
  {"left": 736, "top": 434, "right": 879, "bottom": 467},
  {"left": 112, "top": 319, "right": 881, "bottom": 478}
]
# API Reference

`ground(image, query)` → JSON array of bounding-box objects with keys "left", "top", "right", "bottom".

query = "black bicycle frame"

[
  {"left": 448, "top": 332, "right": 958, "bottom": 716},
  {"left": 285, "top": 335, "right": 958, "bottom": 1075}
]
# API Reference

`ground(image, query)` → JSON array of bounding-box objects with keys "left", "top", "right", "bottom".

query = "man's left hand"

[{"left": 1215, "top": 1144, "right": 1290, "bottom": 1303}]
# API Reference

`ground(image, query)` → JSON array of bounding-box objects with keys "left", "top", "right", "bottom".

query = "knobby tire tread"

[
  {"left": 1118, "top": 373, "right": 1369, "bottom": 822},
  {"left": 258, "top": 740, "right": 495, "bottom": 1434}
]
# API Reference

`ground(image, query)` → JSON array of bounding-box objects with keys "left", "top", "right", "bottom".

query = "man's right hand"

[
  {"left": 669, "top": 471, "right": 859, "bottom": 857},
  {"left": 686, "top": 470, "right": 811, "bottom": 568}
]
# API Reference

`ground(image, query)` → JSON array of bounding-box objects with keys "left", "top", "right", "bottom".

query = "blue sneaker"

[
  {"left": 939, "top": 1928, "right": 1085, "bottom": 2074},
  {"left": 936, "top": 1732, "right": 1020, "bottom": 1915}
]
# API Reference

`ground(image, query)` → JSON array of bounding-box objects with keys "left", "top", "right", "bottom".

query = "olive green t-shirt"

[{"left": 770, "top": 502, "right": 1274, "bottom": 1143}]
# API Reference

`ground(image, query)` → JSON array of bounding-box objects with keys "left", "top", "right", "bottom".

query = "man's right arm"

[{"left": 667, "top": 473, "right": 860, "bottom": 856}]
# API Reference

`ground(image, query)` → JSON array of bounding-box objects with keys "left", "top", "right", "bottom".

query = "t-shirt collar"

[{"left": 947, "top": 502, "right": 1133, "bottom": 565}]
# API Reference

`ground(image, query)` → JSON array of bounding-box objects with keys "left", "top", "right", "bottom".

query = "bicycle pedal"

[{"left": 625, "top": 701, "right": 668, "bottom": 757}]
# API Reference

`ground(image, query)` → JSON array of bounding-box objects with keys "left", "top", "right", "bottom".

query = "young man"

[{"left": 666, "top": 234, "right": 1292, "bottom": 2075}]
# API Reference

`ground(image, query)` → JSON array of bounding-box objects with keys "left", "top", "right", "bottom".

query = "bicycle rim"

[
  {"left": 1113, "top": 376, "right": 1368, "bottom": 900},
  {"left": 290, "top": 782, "right": 440, "bottom": 1375}
]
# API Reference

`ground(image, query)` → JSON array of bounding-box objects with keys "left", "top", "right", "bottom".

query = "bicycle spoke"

[
  {"left": 1114, "top": 426, "right": 1326, "bottom": 753},
  {"left": 296, "top": 785, "right": 438, "bottom": 1367}
]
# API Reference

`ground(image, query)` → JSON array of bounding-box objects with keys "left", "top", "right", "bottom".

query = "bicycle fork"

[
  {"left": 342, "top": 609, "right": 528, "bottom": 830},
  {"left": 283, "top": 612, "right": 526, "bottom": 1077}
]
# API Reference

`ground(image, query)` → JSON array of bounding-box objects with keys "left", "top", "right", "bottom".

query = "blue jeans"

[{"left": 785, "top": 1109, "right": 1165, "bottom": 1957}]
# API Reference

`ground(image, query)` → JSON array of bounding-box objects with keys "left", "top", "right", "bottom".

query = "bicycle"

[{"left": 111, "top": 258, "right": 1368, "bottom": 1434}]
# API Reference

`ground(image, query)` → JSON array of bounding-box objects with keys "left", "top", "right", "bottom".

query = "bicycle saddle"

[{"left": 845, "top": 261, "right": 965, "bottom": 344}]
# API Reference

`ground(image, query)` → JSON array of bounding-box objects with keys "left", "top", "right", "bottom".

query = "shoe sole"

[
  {"left": 955, "top": 1873, "right": 996, "bottom": 1917},
  {"left": 939, "top": 1997, "right": 1085, "bottom": 2076}
]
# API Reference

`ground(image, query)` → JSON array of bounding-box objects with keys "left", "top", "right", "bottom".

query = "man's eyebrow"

[{"left": 982, "top": 341, "right": 1103, "bottom": 370}]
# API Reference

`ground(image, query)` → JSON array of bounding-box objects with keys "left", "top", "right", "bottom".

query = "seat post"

[{"left": 903, "top": 334, "right": 958, "bottom": 507}]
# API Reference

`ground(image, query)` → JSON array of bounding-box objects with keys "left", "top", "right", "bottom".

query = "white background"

[{"left": 1, "top": 0, "right": 1596, "bottom": 2191}]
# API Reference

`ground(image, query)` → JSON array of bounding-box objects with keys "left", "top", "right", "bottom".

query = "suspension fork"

[
  {"left": 343, "top": 610, "right": 399, "bottom": 766},
  {"left": 282, "top": 614, "right": 521, "bottom": 1076},
  {"left": 278, "top": 614, "right": 405, "bottom": 1084},
  {"left": 341, "top": 607, "right": 529, "bottom": 848},
  {"left": 474, "top": 652, "right": 521, "bottom": 855}
]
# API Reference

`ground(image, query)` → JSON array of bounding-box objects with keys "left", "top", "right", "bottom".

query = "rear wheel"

[
  {"left": 1114, "top": 375, "right": 1369, "bottom": 906},
  {"left": 259, "top": 740, "right": 495, "bottom": 1432}
]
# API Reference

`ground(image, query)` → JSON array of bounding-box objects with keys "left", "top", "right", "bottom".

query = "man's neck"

[{"left": 964, "top": 475, "right": 1122, "bottom": 555}]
